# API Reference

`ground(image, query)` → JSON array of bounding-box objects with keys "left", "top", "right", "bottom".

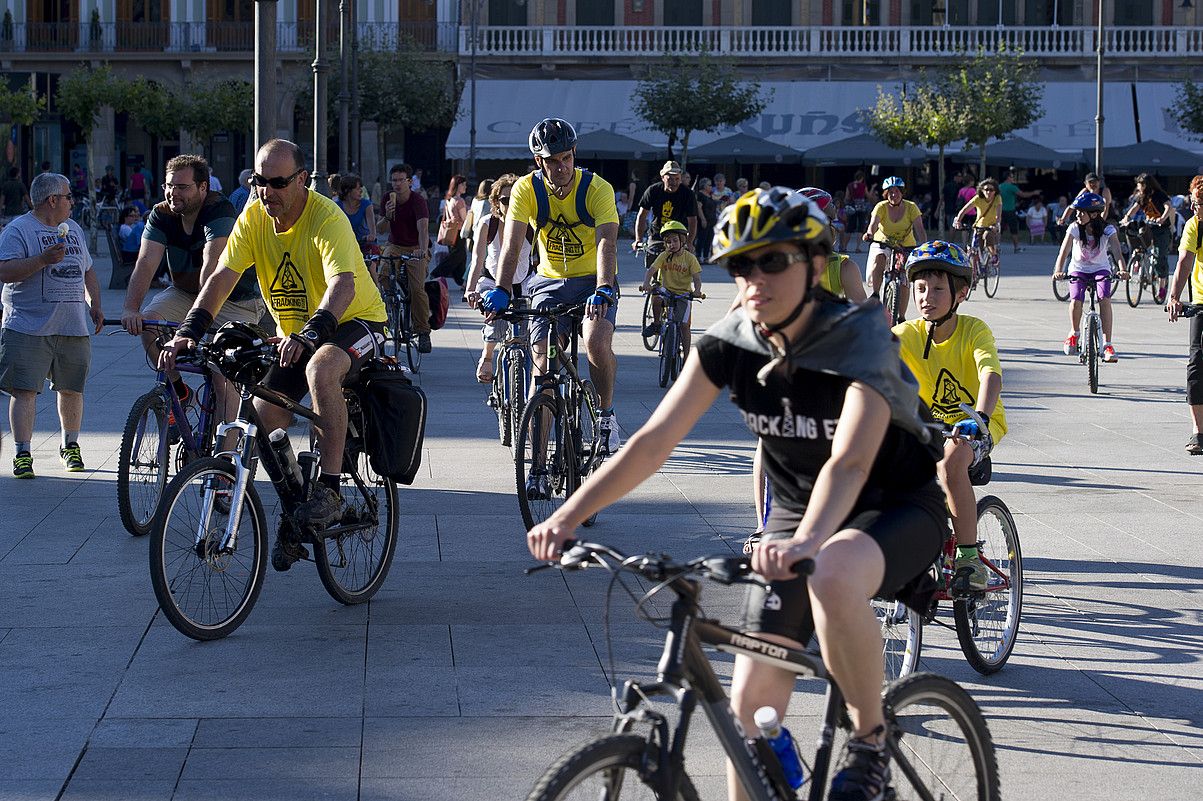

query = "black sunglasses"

[
  {"left": 724, "top": 251, "right": 806, "bottom": 279},
  {"left": 250, "top": 167, "right": 304, "bottom": 189}
]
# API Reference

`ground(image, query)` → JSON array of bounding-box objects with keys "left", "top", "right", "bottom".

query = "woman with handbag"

[{"left": 435, "top": 174, "right": 469, "bottom": 287}]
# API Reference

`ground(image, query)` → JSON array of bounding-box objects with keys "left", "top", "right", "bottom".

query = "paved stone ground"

[{"left": 1, "top": 240, "right": 1200, "bottom": 800}]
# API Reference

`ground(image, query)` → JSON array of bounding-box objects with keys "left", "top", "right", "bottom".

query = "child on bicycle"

[
  {"left": 528, "top": 187, "right": 947, "bottom": 801},
  {"left": 1052, "top": 192, "right": 1127, "bottom": 362},
  {"left": 893, "top": 240, "right": 1007, "bottom": 594},
  {"left": 953, "top": 177, "right": 1002, "bottom": 270},
  {"left": 639, "top": 220, "right": 703, "bottom": 355}
]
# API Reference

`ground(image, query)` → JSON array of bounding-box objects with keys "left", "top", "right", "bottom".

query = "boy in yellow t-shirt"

[
  {"left": 639, "top": 220, "right": 702, "bottom": 353},
  {"left": 893, "top": 240, "right": 1007, "bottom": 595}
]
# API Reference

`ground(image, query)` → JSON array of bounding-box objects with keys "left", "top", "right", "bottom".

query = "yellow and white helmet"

[{"left": 711, "top": 187, "right": 832, "bottom": 262}]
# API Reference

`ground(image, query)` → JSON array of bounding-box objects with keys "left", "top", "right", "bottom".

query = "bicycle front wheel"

[
  {"left": 641, "top": 293, "right": 660, "bottom": 351},
  {"left": 118, "top": 389, "right": 171, "bottom": 536},
  {"left": 508, "top": 345, "right": 527, "bottom": 459},
  {"left": 1085, "top": 315, "right": 1100, "bottom": 394},
  {"left": 885, "top": 672, "right": 1000, "bottom": 801},
  {"left": 314, "top": 445, "right": 398, "bottom": 605},
  {"left": 658, "top": 324, "right": 677, "bottom": 388},
  {"left": 149, "top": 457, "right": 267, "bottom": 640},
  {"left": 1126, "top": 249, "right": 1144, "bottom": 307},
  {"left": 516, "top": 393, "right": 573, "bottom": 530},
  {"left": 527, "top": 734, "right": 700, "bottom": 801},
  {"left": 493, "top": 351, "right": 511, "bottom": 448},
  {"left": 982, "top": 256, "right": 1000, "bottom": 298},
  {"left": 575, "top": 379, "right": 602, "bottom": 528},
  {"left": 882, "top": 278, "right": 902, "bottom": 326},
  {"left": 1052, "top": 275, "right": 1069, "bottom": 302},
  {"left": 874, "top": 598, "right": 922, "bottom": 682},
  {"left": 403, "top": 300, "right": 422, "bottom": 373},
  {"left": 954, "top": 495, "right": 1022, "bottom": 675}
]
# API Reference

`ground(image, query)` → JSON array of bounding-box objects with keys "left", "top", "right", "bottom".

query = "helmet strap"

[
  {"left": 922, "top": 303, "right": 959, "bottom": 359},
  {"left": 754, "top": 264, "right": 815, "bottom": 384}
]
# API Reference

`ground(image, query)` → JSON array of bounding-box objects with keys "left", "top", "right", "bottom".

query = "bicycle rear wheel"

[
  {"left": 882, "top": 278, "right": 902, "bottom": 326},
  {"left": 874, "top": 598, "right": 922, "bottom": 682},
  {"left": 526, "top": 733, "right": 700, "bottom": 801},
  {"left": 884, "top": 672, "right": 1000, "bottom": 801},
  {"left": 1125, "top": 248, "right": 1144, "bottom": 307},
  {"left": 509, "top": 344, "right": 527, "bottom": 459},
  {"left": 403, "top": 299, "right": 422, "bottom": 373},
  {"left": 658, "top": 323, "right": 677, "bottom": 388},
  {"left": 118, "top": 389, "right": 171, "bottom": 537},
  {"left": 385, "top": 292, "right": 404, "bottom": 357},
  {"left": 1085, "top": 314, "right": 1099, "bottom": 394},
  {"left": 149, "top": 457, "right": 267, "bottom": 640},
  {"left": 575, "top": 379, "right": 601, "bottom": 528},
  {"left": 641, "top": 293, "right": 660, "bottom": 351},
  {"left": 954, "top": 495, "right": 1022, "bottom": 675},
  {"left": 314, "top": 443, "right": 398, "bottom": 604},
  {"left": 516, "top": 393, "right": 573, "bottom": 530}
]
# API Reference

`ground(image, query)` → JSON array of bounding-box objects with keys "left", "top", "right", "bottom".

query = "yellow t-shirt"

[
  {"left": 650, "top": 249, "right": 701, "bottom": 294},
  {"left": 1178, "top": 215, "right": 1203, "bottom": 303},
  {"left": 871, "top": 200, "right": 922, "bottom": 246},
  {"left": 220, "top": 192, "right": 386, "bottom": 336},
  {"left": 969, "top": 194, "right": 1001, "bottom": 229},
  {"left": 507, "top": 169, "right": 620, "bottom": 279},
  {"left": 892, "top": 315, "right": 1008, "bottom": 443},
  {"left": 820, "top": 253, "right": 849, "bottom": 297}
]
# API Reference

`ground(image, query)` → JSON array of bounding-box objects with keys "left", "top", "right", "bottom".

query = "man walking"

[
  {"left": 379, "top": 163, "right": 432, "bottom": 353},
  {"left": 0, "top": 172, "right": 104, "bottom": 477}
]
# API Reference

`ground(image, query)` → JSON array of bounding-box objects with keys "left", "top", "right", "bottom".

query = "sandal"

[
  {"left": 476, "top": 356, "right": 494, "bottom": 384},
  {"left": 1187, "top": 434, "right": 1203, "bottom": 456}
]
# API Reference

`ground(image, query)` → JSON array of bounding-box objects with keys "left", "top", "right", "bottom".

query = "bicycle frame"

[{"left": 931, "top": 530, "right": 1012, "bottom": 603}]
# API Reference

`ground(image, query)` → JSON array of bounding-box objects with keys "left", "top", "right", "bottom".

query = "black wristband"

[
  {"left": 300, "top": 309, "right": 338, "bottom": 346},
  {"left": 177, "top": 308, "right": 214, "bottom": 342}
]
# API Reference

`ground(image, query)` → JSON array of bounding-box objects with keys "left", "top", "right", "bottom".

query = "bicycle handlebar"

[
  {"left": 103, "top": 318, "right": 179, "bottom": 329},
  {"left": 498, "top": 301, "right": 588, "bottom": 322},
  {"left": 1175, "top": 303, "right": 1203, "bottom": 318},
  {"left": 1054, "top": 272, "right": 1120, "bottom": 283}
]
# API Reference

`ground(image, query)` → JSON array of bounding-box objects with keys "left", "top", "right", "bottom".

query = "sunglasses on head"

[
  {"left": 250, "top": 167, "right": 304, "bottom": 189},
  {"left": 724, "top": 251, "right": 806, "bottom": 279}
]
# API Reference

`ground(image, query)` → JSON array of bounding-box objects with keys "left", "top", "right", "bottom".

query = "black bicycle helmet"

[
  {"left": 211, "top": 320, "right": 274, "bottom": 386},
  {"left": 529, "top": 118, "right": 578, "bottom": 158}
]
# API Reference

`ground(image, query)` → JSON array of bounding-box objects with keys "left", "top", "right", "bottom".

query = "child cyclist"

[
  {"left": 953, "top": 177, "right": 1002, "bottom": 269},
  {"left": 893, "top": 240, "right": 1007, "bottom": 594},
  {"left": 1052, "top": 191, "right": 1127, "bottom": 362},
  {"left": 528, "top": 187, "right": 947, "bottom": 801},
  {"left": 639, "top": 219, "right": 703, "bottom": 353}
]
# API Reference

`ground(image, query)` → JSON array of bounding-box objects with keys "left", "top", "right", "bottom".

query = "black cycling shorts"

[
  {"left": 1188, "top": 313, "right": 1203, "bottom": 406},
  {"left": 261, "top": 319, "right": 386, "bottom": 402},
  {"left": 742, "top": 480, "right": 947, "bottom": 645}
]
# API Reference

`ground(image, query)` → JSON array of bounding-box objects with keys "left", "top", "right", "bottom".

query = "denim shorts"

[{"left": 525, "top": 273, "right": 618, "bottom": 345}]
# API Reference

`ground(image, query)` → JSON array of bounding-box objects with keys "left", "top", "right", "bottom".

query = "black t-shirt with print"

[
  {"left": 639, "top": 184, "right": 696, "bottom": 241},
  {"left": 695, "top": 334, "right": 937, "bottom": 514}
]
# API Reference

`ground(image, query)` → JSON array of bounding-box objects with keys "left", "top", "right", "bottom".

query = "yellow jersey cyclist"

[
  {"left": 639, "top": 219, "right": 703, "bottom": 353},
  {"left": 893, "top": 240, "right": 1007, "bottom": 593},
  {"left": 862, "top": 176, "right": 926, "bottom": 319},
  {"left": 528, "top": 187, "right": 948, "bottom": 801},
  {"left": 1167, "top": 174, "right": 1203, "bottom": 456},
  {"left": 481, "top": 118, "right": 623, "bottom": 470},
  {"left": 954, "top": 177, "right": 1003, "bottom": 269},
  {"left": 160, "top": 139, "right": 388, "bottom": 553}
]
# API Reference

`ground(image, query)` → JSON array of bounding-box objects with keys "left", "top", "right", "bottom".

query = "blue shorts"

[{"left": 526, "top": 273, "right": 618, "bottom": 345}]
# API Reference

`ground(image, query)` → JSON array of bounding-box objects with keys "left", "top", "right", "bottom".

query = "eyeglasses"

[
  {"left": 250, "top": 167, "right": 304, "bottom": 189},
  {"left": 52, "top": 193, "right": 74, "bottom": 203},
  {"left": 162, "top": 182, "right": 197, "bottom": 192},
  {"left": 724, "top": 251, "right": 806, "bottom": 278}
]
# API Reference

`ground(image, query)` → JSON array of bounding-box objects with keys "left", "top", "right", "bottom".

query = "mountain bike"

[
  {"left": 509, "top": 303, "right": 602, "bottom": 531},
  {"left": 149, "top": 325, "right": 399, "bottom": 640},
  {"left": 1056, "top": 272, "right": 1115, "bottom": 395},
  {"left": 105, "top": 319, "right": 220, "bottom": 537},
  {"left": 525, "top": 541, "right": 1000, "bottom": 801},
  {"left": 1122, "top": 221, "right": 1167, "bottom": 308},
  {"left": 646, "top": 286, "right": 704, "bottom": 388},
  {"left": 375, "top": 252, "right": 424, "bottom": 373},
  {"left": 876, "top": 240, "right": 912, "bottom": 326},
  {"left": 485, "top": 294, "right": 531, "bottom": 452},
  {"left": 634, "top": 240, "right": 666, "bottom": 351}
]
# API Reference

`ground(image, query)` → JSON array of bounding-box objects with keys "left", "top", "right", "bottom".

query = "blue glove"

[
  {"left": 952, "top": 417, "right": 983, "bottom": 440},
  {"left": 481, "top": 287, "right": 511, "bottom": 313},
  {"left": 586, "top": 285, "right": 618, "bottom": 311}
]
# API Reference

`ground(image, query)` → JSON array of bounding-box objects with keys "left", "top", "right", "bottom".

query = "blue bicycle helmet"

[
  {"left": 882, "top": 176, "right": 906, "bottom": 190},
  {"left": 1070, "top": 191, "right": 1106, "bottom": 213},
  {"left": 905, "top": 239, "right": 971, "bottom": 283}
]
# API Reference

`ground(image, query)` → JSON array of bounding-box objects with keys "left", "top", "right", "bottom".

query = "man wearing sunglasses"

[
  {"left": 160, "top": 139, "right": 387, "bottom": 546},
  {"left": 1167, "top": 175, "right": 1203, "bottom": 455}
]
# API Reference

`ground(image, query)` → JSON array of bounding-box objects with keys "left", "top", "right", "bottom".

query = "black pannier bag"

[{"left": 356, "top": 361, "right": 427, "bottom": 485}]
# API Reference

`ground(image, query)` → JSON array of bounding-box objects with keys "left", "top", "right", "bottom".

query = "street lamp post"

[
  {"left": 468, "top": 0, "right": 478, "bottom": 183},
  {"left": 338, "top": 0, "right": 350, "bottom": 172},
  {"left": 349, "top": 0, "right": 360, "bottom": 172},
  {"left": 1094, "top": 0, "right": 1104, "bottom": 177},
  {"left": 312, "top": 0, "right": 330, "bottom": 194}
]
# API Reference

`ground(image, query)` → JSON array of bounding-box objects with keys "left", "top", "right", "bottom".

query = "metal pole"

[
  {"left": 468, "top": 0, "right": 477, "bottom": 183},
  {"left": 312, "top": 0, "right": 330, "bottom": 194},
  {"left": 1094, "top": 0, "right": 1104, "bottom": 177},
  {"left": 349, "top": 0, "right": 360, "bottom": 172},
  {"left": 1051, "top": 0, "right": 1059, "bottom": 26},
  {"left": 253, "top": 0, "right": 278, "bottom": 150},
  {"left": 338, "top": 0, "right": 350, "bottom": 172},
  {"left": 996, "top": 0, "right": 1002, "bottom": 25}
]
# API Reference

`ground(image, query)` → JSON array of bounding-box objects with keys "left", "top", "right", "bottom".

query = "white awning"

[{"left": 445, "top": 79, "right": 1201, "bottom": 163}]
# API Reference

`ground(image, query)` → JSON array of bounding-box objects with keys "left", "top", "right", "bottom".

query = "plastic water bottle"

[
  {"left": 754, "top": 706, "right": 805, "bottom": 790},
  {"left": 268, "top": 429, "right": 303, "bottom": 492}
]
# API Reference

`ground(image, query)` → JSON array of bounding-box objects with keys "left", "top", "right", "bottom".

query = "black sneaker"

[
  {"left": 829, "top": 729, "right": 893, "bottom": 801},
  {"left": 271, "top": 534, "right": 310, "bottom": 572},
  {"left": 296, "top": 483, "right": 345, "bottom": 529},
  {"left": 417, "top": 333, "right": 432, "bottom": 353}
]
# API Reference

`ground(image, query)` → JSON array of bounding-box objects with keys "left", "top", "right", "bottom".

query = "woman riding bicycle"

[
  {"left": 953, "top": 177, "right": 1002, "bottom": 271},
  {"left": 863, "top": 176, "right": 926, "bottom": 320},
  {"left": 527, "top": 187, "right": 948, "bottom": 801},
  {"left": 1053, "top": 191, "right": 1127, "bottom": 362}
]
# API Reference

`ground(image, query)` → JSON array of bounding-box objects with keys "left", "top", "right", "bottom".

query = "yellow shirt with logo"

[
  {"left": 650, "top": 249, "right": 702, "bottom": 294},
  {"left": 871, "top": 200, "right": 922, "bottom": 246},
  {"left": 892, "top": 315, "right": 1008, "bottom": 443},
  {"left": 508, "top": 168, "right": 620, "bottom": 279},
  {"left": 1178, "top": 215, "right": 1203, "bottom": 303},
  {"left": 968, "top": 194, "right": 1001, "bottom": 228},
  {"left": 220, "top": 192, "right": 386, "bottom": 336}
]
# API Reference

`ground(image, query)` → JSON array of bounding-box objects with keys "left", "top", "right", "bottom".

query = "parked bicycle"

[
  {"left": 149, "top": 322, "right": 401, "bottom": 640},
  {"left": 373, "top": 252, "right": 424, "bottom": 373},
  {"left": 525, "top": 541, "right": 1000, "bottom": 801},
  {"left": 1056, "top": 272, "right": 1116, "bottom": 394},
  {"left": 485, "top": 294, "right": 531, "bottom": 452}
]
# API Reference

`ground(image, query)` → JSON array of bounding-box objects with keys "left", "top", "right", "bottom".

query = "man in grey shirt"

[{"left": 0, "top": 172, "right": 104, "bottom": 478}]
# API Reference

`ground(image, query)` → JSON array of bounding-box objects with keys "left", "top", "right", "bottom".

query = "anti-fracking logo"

[
  {"left": 269, "top": 252, "right": 308, "bottom": 323},
  {"left": 543, "top": 215, "right": 585, "bottom": 262},
  {"left": 930, "top": 368, "right": 975, "bottom": 421}
]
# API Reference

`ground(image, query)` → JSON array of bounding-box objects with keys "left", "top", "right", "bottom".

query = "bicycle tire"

[
  {"left": 658, "top": 323, "right": 676, "bottom": 388},
  {"left": 526, "top": 733, "right": 701, "bottom": 801},
  {"left": 641, "top": 293, "right": 660, "bottom": 352},
  {"left": 983, "top": 255, "right": 1000, "bottom": 298},
  {"left": 516, "top": 393, "right": 573, "bottom": 531},
  {"left": 1052, "top": 275, "right": 1069, "bottom": 302},
  {"left": 1085, "top": 315, "right": 1099, "bottom": 394},
  {"left": 576, "top": 379, "right": 601, "bottom": 528},
  {"left": 953, "top": 496, "right": 1022, "bottom": 675},
  {"left": 874, "top": 598, "right": 922, "bottom": 683},
  {"left": 1150, "top": 250, "right": 1168, "bottom": 305},
  {"left": 494, "top": 350, "right": 511, "bottom": 448},
  {"left": 118, "top": 389, "right": 171, "bottom": 537},
  {"left": 149, "top": 457, "right": 267, "bottom": 640},
  {"left": 386, "top": 291, "right": 403, "bottom": 357},
  {"left": 965, "top": 252, "right": 978, "bottom": 298},
  {"left": 403, "top": 298, "right": 422, "bottom": 373},
  {"left": 884, "top": 672, "right": 1000, "bottom": 801},
  {"left": 314, "top": 444, "right": 398, "bottom": 605},
  {"left": 1126, "top": 248, "right": 1144, "bottom": 307},
  {"left": 883, "top": 278, "right": 902, "bottom": 326},
  {"left": 671, "top": 324, "right": 686, "bottom": 382}
]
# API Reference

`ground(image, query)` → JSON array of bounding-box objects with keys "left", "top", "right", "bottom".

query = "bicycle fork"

[{"left": 202, "top": 418, "right": 258, "bottom": 555}]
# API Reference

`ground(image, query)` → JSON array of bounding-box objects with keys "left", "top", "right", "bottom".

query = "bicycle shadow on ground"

[{"left": 985, "top": 471, "right": 1144, "bottom": 491}]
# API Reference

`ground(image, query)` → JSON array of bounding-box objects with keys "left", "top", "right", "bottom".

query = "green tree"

[
  {"left": 123, "top": 77, "right": 181, "bottom": 141},
  {"left": 866, "top": 77, "right": 966, "bottom": 233},
  {"left": 0, "top": 79, "right": 44, "bottom": 127},
  {"left": 1170, "top": 81, "right": 1203, "bottom": 141},
  {"left": 57, "top": 65, "right": 125, "bottom": 204},
  {"left": 178, "top": 80, "right": 253, "bottom": 143},
  {"left": 633, "top": 49, "right": 769, "bottom": 167},
  {"left": 948, "top": 47, "right": 1043, "bottom": 177}
]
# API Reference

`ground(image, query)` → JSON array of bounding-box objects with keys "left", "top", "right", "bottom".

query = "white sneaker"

[{"left": 597, "top": 413, "right": 622, "bottom": 455}]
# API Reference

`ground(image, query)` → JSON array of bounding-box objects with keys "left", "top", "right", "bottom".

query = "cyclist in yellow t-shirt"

[
  {"left": 954, "top": 177, "right": 1002, "bottom": 267},
  {"left": 639, "top": 220, "right": 702, "bottom": 354},
  {"left": 892, "top": 240, "right": 1006, "bottom": 594},
  {"left": 1167, "top": 174, "right": 1203, "bottom": 455},
  {"left": 481, "top": 118, "right": 623, "bottom": 464},
  {"left": 862, "top": 176, "right": 926, "bottom": 319},
  {"left": 160, "top": 138, "right": 387, "bottom": 537}
]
